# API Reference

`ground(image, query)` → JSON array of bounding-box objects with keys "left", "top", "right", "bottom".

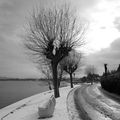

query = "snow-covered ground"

[
  {"left": 74, "top": 84, "right": 120, "bottom": 120},
  {"left": 0, "top": 86, "right": 74, "bottom": 120},
  {"left": 1, "top": 83, "right": 120, "bottom": 120}
]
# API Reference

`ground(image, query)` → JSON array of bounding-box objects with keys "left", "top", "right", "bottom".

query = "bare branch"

[
  {"left": 24, "top": 4, "right": 87, "bottom": 97},
  {"left": 60, "top": 50, "right": 82, "bottom": 74}
]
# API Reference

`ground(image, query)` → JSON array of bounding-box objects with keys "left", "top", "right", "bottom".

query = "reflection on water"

[{"left": 0, "top": 81, "right": 49, "bottom": 109}]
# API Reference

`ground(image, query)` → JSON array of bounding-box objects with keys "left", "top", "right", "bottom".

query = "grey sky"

[
  {"left": 85, "top": 38, "right": 120, "bottom": 75},
  {"left": 0, "top": 0, "right": 120, "bottom": 78}
]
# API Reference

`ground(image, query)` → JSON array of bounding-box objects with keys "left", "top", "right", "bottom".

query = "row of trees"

[
  {"left": 39, "top": 50, "right": 81, "bottom": 89},
  {"left": 80, "top": 65, "right": 99, "bottom": 84},
  {"left": 24, "top": 5, "right": 86, "bottom": 98},
  {"left": 60, "top": 50, "right": 81, "bottom": 88}
]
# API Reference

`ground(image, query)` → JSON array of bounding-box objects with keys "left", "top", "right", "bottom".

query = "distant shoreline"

[
  {"left": 0, "top": 79, "right": 41, "bottom": 81},
  {"left": 0, "top": 78, "right": 53, "bottom": 81},
  {"left": 0, "top": 78, "right": 70, "bottom": 82}
]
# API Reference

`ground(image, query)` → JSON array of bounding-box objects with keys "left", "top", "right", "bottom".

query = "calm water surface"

[{"left": 0, "top": 81, "right": 49, "bottom": 109}]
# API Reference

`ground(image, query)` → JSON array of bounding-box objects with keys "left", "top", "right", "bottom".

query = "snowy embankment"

[
  {"left": 74, "top": 84, "right": 120, "bottom": 120},
  {"left": 66, "top": 86, "right": 81, "bottom": 120},
  {"left": 1, "top": 83, "right": 120, "bottom": 120},
  {"left": 0, "top": 86, "right": 75, "bottom": 120}
]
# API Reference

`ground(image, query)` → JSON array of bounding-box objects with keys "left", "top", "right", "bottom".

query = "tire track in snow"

[
  {"left": 67, "top": 87, "right": 82, "bottom": 120},
  {"left": 74, "top": 86, "right": 92, "bottom": 120},
  {"left": 67, "top": 85, "right": 107, "bottom": 120},
  {"left": 84, "top": 85, "right": 120, "bottom": 120},
  {"left": 75, "top": 85, "right": 111, "bottom": 120}
]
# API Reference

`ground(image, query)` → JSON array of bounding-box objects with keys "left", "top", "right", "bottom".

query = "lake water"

[{"left": 0, "top": 81, "right": 49, "bottom": 109}]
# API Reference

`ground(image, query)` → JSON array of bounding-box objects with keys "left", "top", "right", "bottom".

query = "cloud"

[
  {"left": 0, "top": 0, "right": 36, "bottom": 35},
  {"left": 71, "top": 0, "right": 99, "bottom": 9},
  {"left": 0, "top": 36, "right": 41, "bottom": 78},
  {"left": 0, "top": 0, "right": 100, "bottom": 78},
  {"left": 85, "top": 38, "right": 120, "bottom": 75},
  {"left": 0, "top": 0, "right": 120, "bottom": 78},
  {"left": 114, "top": 17, "right": 120, "bottom": 32},
  {"left": 0, "top": 0, "right": 40, "bottom": 78}
]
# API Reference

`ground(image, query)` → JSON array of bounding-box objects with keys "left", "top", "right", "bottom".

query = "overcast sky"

[{"left": 0, "top": 0, "right": 120, "bottom": 78}]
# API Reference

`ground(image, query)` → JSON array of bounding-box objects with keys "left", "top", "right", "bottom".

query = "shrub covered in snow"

[{"left": 38, "top": 95, "right": 56, "bottom": 118}]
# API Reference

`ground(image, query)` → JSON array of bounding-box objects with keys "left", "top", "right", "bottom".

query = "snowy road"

[{"left": 70, "top": 84, "right": 120, "bottom": 120}]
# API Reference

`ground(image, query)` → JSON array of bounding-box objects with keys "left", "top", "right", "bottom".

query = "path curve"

[{"left": 67, "top": 84, "right": 120, "bottom": 120}]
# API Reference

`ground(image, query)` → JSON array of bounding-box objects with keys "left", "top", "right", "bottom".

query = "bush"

[{"left": 100, "top": 74, "right": 120, "bottom": 95}]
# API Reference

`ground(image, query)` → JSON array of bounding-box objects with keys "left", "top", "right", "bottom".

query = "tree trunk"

[
  {"left": 58, "top": 79, "right": 60, "bottom": 88},
  {"left": 58, "top": 71, "right": 63, "bottom": 88},
  {"left": 51, "top": 61, "right": 60, "bottom": 98},
  {"left": 48, "top": 81, "right": 52, "bottom": 90},
  {"left": 70, "top": 73, "right": 73, "bottom": 88}
]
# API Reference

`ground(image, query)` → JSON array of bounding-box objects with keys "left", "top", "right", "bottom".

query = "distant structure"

[
  {"left": 117, "top": 64, "right": 120, "bottom": 72},
  {"left": 104, "top": 64, "right": 108, "bottom": 76}
]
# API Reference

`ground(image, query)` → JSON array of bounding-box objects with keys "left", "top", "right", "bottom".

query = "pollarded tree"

[
  {"left": 60, "top": 51, "right": 82, "bottom": 88},
  {"left": 24, "top": 5, "right": 85, "bottom": 98},
  {"left": 39, "top": 61, "right": 64, "bottom": 89}
]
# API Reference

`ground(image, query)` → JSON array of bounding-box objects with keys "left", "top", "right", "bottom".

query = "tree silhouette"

[
  {"left": 39, "top": 64, "right": 52, "bottom": 90},
  {"left": 24, "top": 5, "right": 86, "bottom": 98},
  {"left": 117, "top": 64, "right": 120, "bottom": 72},
  {"left": 85, "top": 65, "right": 97, "bottom": 84},
  {"left": 60, "top": 51, "right": 82, "bottom": 88}
]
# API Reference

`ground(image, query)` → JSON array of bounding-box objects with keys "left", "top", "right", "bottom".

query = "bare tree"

[
  {"left": 24, "top": 5, "right": 86, "bottom": 98},
  {"left": 60, "top": 50, "right": 82, "bottom": 88},
  {"left": 39, "top": 64, "right": 52, "bottom": 90}
]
